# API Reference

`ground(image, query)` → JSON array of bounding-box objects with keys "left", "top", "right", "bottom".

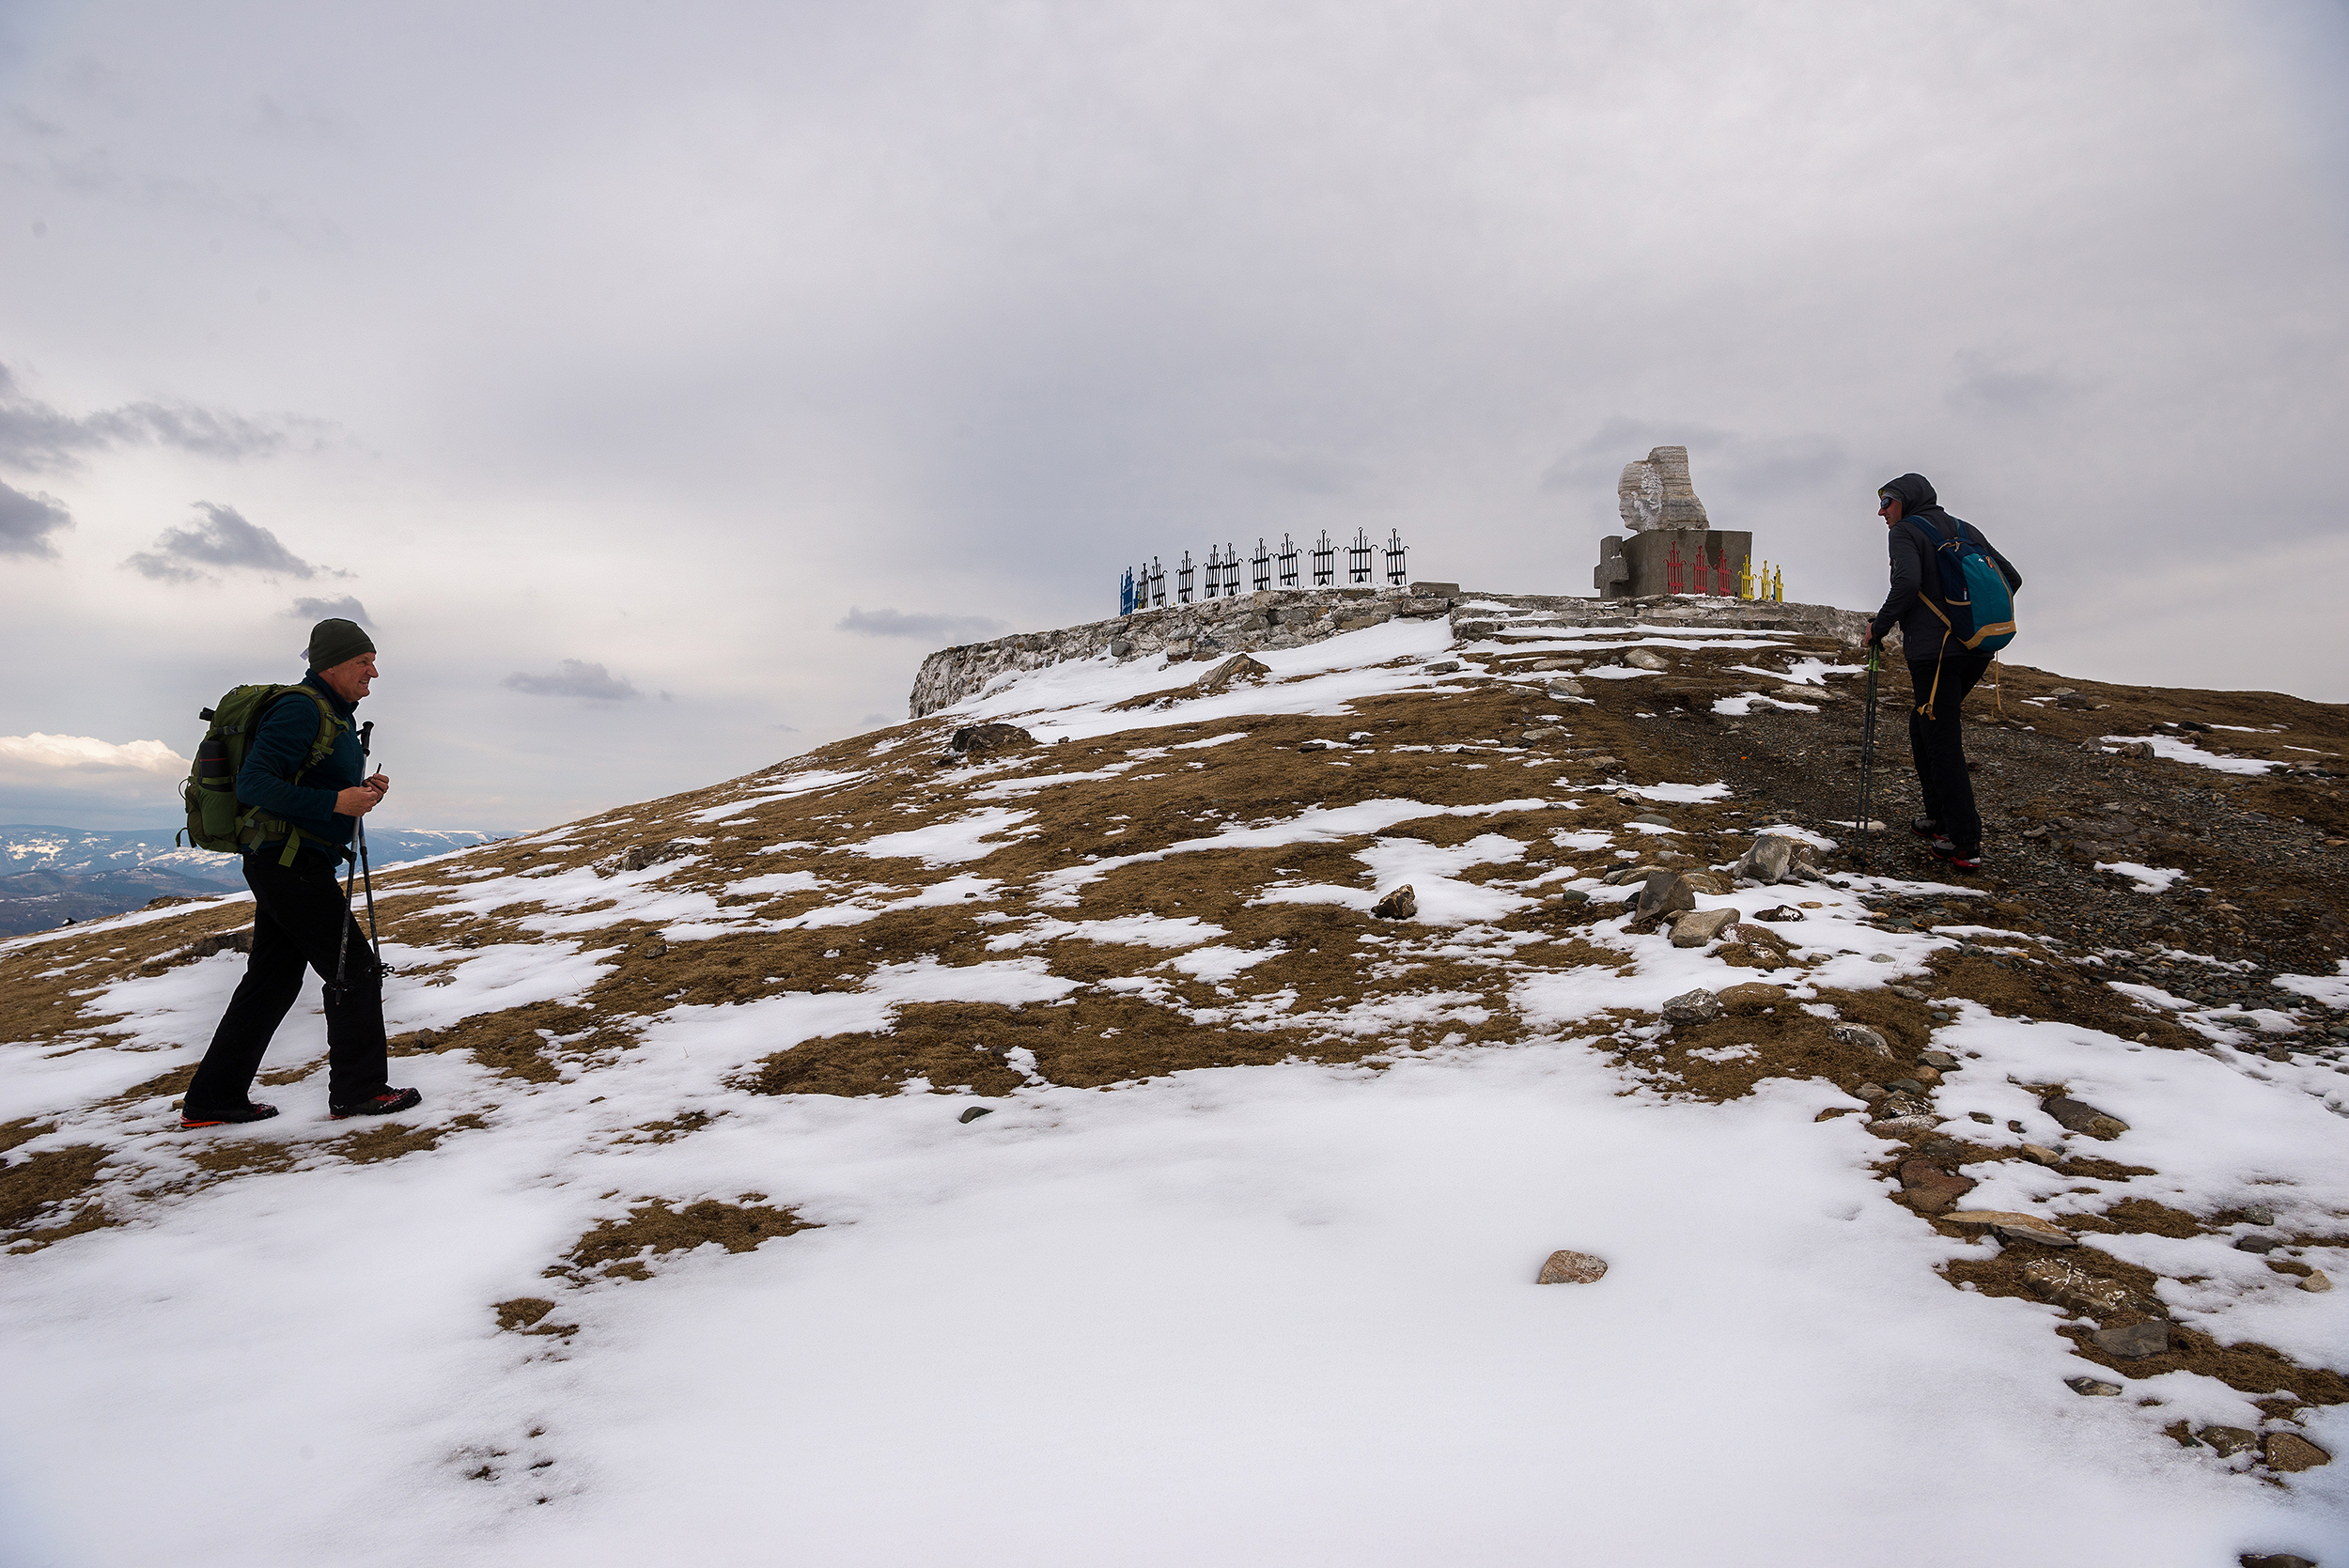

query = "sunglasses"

[{"left": 1876, "top": 495, "right": 1897, "bottom": 510}]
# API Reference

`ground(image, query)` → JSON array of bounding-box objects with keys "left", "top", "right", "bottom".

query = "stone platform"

[{"left": 908, "top": 587, "right": 1875, "bottom": 717}]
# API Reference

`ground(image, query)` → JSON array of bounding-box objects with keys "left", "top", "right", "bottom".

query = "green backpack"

[{"left": 179, "top": 684, "right": 350, "bottom": 865}]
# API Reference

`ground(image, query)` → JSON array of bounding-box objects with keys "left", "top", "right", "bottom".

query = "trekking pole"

[
  {"left": 357, "top": 805, "right": 383, "bottom": 971},
  {"left": 332, "top": 721, "right": 375, "bottom": 996},
  {"left": 1853, "top": 646, "right": 1881, "bottom": 870}
]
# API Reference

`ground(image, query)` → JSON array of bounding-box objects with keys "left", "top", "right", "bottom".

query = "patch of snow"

[
  {"left": 2096, "top": 862, "right": 2186, "bottom": 893},
  {"left": 2102, "top": 735, "right": 2279, "bottom": 776},
  {"left": 851, "top": 807, "right": 1037, "bottom": 865}
]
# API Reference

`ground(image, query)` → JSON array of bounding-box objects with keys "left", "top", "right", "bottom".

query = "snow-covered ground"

[{"left": 3, "top": 616, "right": 2342, "bottom": 1566}]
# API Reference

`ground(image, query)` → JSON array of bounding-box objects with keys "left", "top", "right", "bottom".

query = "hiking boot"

[
  {"left": 329, "top": 1086, "right": 421, "bottom": 1120},
  {"left": 1940, "top": 846, "right": 1985, "bottom": 873},
  {"left": 181, "top": 1102, "right": 280, "bottom": 1129},
  {"left": 1908, "top": 815, "right": 1942, "bottom": 842}
]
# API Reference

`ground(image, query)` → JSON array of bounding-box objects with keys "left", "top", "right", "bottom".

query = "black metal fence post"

[
  {"left": 1312, "top": 531, "right": 1334, "bottom": 587},
  {"left": 1279, "top": 534, "right": 1299, "bottom": 589},
  {"left": 1177, "top": 551, "right": 1195, "bottom": 603},
  {"left": 1252, "top": 538, "right": 1270, "bottom": 593},
  {"left": 1385, "top": 530, "right": 1407, "bottom": 587}
]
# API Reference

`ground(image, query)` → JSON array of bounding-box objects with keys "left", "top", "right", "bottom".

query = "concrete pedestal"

[{"left": 1595, "top": 529, "right": 1753, "bottom": 600}]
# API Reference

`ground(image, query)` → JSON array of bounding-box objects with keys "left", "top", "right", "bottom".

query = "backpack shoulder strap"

[{"left": 244, "top": 686, "right": 353, "bottom": 866}]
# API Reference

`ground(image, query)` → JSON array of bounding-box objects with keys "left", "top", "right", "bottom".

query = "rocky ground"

[{"left": 2, "top": 595, "right": 2343, "bottom": 1564}]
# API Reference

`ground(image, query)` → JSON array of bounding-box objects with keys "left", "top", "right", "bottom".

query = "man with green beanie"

[{"left": 180, "top": 617, "right": 421, "bottom": 1126}]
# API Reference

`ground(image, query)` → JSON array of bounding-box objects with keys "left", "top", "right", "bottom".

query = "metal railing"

[{"left": 1125, "top": 530, "right": 1408, "bottom": 613}]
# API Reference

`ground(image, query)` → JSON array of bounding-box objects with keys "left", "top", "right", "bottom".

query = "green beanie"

[{"left": 305, "top": 617, "right": 376, "bottom": 671}]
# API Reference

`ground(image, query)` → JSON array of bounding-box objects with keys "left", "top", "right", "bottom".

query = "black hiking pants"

[
  {"left": 185, "top": 850, "right": 388, "bottom": 1116},
  {"left": 1906, "top": 654, "right": 1994, "bottom": 851}
]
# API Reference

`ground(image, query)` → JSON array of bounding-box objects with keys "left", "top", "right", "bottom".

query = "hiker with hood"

[
  {"left": 1867, "top": 474, "right": 2021, "bottom": 874},
  {"left": 179, "top": 618, "right": 420, "bottom": 1127}
]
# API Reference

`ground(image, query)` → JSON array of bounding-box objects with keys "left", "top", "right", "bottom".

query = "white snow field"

[{"left": 3, "top": 616, "right": 2342, "bottom": 1568}]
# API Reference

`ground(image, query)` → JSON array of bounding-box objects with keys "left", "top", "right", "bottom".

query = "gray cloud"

[
  {"left": 125, "top": 502, "right": 334, "bottom": 582},
  {"left": 1944, "top": 351, "right": 2088, "bottom": 419},
  {"left": 288, "top": 594, "right": 370, "bottom": 624},
  {"left": 0, "top": 480, "right": 72, "bottom": 558},
  {"left": 502, "top": 660, "right": 641, "bottom": 701},
  {"left": 837, "top": 606, "right": 1009, "bottom": 643},
  {"left": 0, "top": 364, "right": 282, "bottom": 473},
  {"left": 1224, "top": 442, "right": 1374, "bottom": 498}
]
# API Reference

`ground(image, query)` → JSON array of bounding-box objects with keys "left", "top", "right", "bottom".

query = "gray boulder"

[
  {"left": 1734, "top": 834, "right": 1797, "bottom": 884},
  {"left": 1660, "top": 987, "right": 1722, "bottom": 1025}
]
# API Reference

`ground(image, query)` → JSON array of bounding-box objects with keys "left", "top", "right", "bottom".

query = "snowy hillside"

[{"left": 2, "top": 596, "right": 2345, "bottom": 1567}]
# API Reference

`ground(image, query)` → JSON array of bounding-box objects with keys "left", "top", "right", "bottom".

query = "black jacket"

[
  {"left": 1869, "top": 473, "right": 2021, "bottom": 656},
  {"left": 235, "top": 672, "right": 366, "bottom": 862}
]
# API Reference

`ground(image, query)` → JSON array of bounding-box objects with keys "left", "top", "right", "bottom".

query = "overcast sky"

[{"left": 3, "top": 1, "right": 2343, "bottom": 833}]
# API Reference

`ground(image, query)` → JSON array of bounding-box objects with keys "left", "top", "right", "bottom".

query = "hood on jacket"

[{"left": 1877, "top": 473, "right": 1937, "bottom": 514}]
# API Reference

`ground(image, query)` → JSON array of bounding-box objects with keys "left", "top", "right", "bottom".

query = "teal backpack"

[
  {"left": 1912, "top": 516, "right": 2016, "bottom": 656},
  {"left": 179, "top": 684, "right": 350, "bottom": 865}
]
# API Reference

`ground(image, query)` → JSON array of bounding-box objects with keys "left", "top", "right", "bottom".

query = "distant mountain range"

[{"left": 0, "top": 825, "right": 507, "bottom": 937}]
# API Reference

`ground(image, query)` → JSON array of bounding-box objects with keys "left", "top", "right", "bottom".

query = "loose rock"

[
  {"left": 946, "top": 722, "right": 1035, "bottom": 757},
  {"left": 2088, "top": 1321, "right": 2170, "bottom": 1359},
  {"left": 619, "top": 840, "right": 690, "bottom": 871},
  {"left": 1629, "top": 872, "right": 1698, "bottom": 930},
  {"left": 957, "top": 1106, "right": 994, "bottom": 1125},
  {"left": 2041, "top": 1094, "right": 2130, "bottom": 1141},
  {"left": 1943, "top": 1210, "right": 2078, "bottom": 1248},
  {"left": 1670, "top": 908, "right": 1739, "bottom": 948},
  {"left": 1660, "top": 987, "right": 1723, "bottom": 1026},
  {"left": 1734, "top": 834, "right": 1797, "bottom": 884},
  {"left": 1828, "top": 1023, "right": 1893, "bottom": 1058},
  {"left": 1371, "top": 884, "right": 1418, "bottom": 920},
  {"left": 1718, "top": 982, "right": 1789, "bottom": 1014},
  {"left": 2020, "top": 1143, "right": 2064, "bottom": 1166},
  {"left": 2022, "top": 1257, "right": 2136, "bottom": 1316},
  {"left": 1898, "top": 1158, "right": 1978, "bottom": 1215},
  {"left": 1866, "top": 1115, "right": 1939, "bottom": 1138},
  {"left": 2197, "top": 1425, "right": 2261, "bottom": 1457},
  {"left": 2262, "top": 1433, "right": 2331, "bottom": 1472},
  {"left": 1624, "top": 649, "right": 1669, "bottom": 672},
  {"left": 2065, "top": 1376, "right": 2123, "bottom": 1396},
  {"left": 2298, "top": 1270, "right": 2332, "bottom": 1293},
  {"left": 1535, "top": 1250, "right": 1609, "bottom": 1285},
  {"left": 1195, "top": 653, "right": 1273, "bottom": 693}
]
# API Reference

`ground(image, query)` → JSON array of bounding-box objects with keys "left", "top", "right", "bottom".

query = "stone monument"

[{"left": 1594, "top": 444, "right": 1751, "bottom": 600}]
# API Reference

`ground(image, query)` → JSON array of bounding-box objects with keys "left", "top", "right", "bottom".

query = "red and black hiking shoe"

[
  {"left": 1909, "top": 815, "right": 1942, "bottom": 842},
  {"left": 330, "top": 1086, "right": 422, "bottom": 1120},
  {"left": 180, "top": 1102, "right": 280, "bottom": 1129},
  {"left": 1938, "top": 846, "right": 1985, "bottom": 874}
]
